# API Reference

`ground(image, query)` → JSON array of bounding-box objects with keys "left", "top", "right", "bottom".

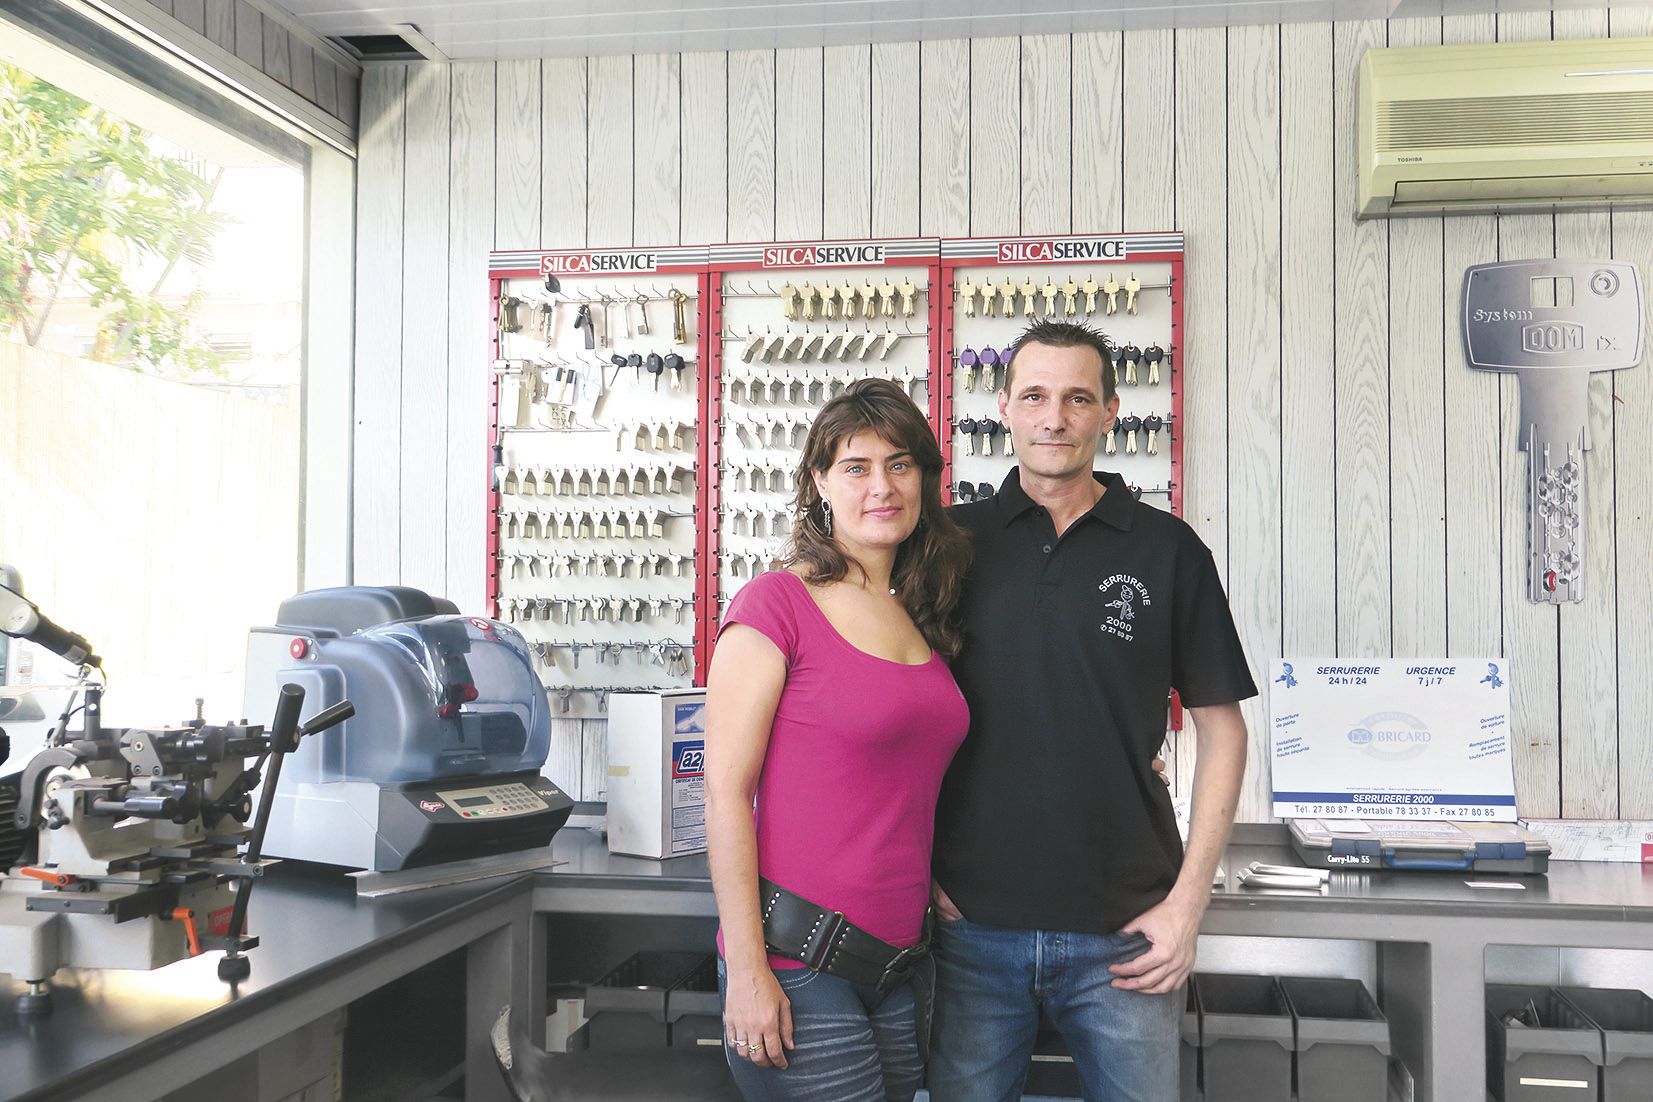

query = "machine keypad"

[{"left": 434, "top": 782, "right": 550, "bottom": 818}]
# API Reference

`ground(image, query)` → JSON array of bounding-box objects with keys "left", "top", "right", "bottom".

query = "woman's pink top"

[{"left": 716, "top": 570, "right": 970, "bottom": 969}]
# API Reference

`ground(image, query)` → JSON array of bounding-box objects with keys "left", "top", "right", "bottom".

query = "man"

[{"left": 929, "top": 320, "right": 1256, "bottom": 1102}]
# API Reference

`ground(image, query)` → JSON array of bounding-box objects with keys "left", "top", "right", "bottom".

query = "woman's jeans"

[{"left": 718, "top": 959, "right": 925, "bottom": 1102}]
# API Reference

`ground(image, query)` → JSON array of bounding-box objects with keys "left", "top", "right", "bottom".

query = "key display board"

[
  {"left": 488, "top": 247, "right": 710, "bottom": 717},
  {"left": 938, "top": 234, "right": 1185, "bottom": 511},
  {"left": 705, "top": 239, "right": 942, "bottom": 625},
  {"left": 485, "top": 233, "right": 1184, "bottom": 718}
]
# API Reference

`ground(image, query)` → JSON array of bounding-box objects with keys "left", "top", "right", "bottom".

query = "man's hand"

[
  {"left": 1151, "top": 755, "right": 1169, "bottom": 787},
  {"left": 931, "top": 879, "right": 963, "bottom": 922},
  {"left": 1109, "top": 892, "right": 1203, "bottom": 995}
]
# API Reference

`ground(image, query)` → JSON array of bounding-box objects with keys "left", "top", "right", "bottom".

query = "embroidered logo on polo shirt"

[{"left": 1097, "top": 574, "right": 1152, "bottom": 641}]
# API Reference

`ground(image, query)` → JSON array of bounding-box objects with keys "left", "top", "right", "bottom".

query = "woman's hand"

[{"left": 723, "top": 965, "right": 795, "bottom": 1068}]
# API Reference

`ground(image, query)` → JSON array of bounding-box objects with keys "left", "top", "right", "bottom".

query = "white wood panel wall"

[{"left": 352, "top": 10, "right": 1653, "bottom": 818}]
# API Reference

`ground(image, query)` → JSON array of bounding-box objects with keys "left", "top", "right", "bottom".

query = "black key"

[
  {"left": 1143, "top": 344, "right": 1166, "bottom": 385},
  {"left": 976, "top": 482, "right": 995, "bottom": 500},
  {"left": 646, "top": 352, "right": 665, "bottom": 390},
  {"left": 1118, "top": 414, "right": 1143, "bottom": 455},
  {"left": 1142, "top": 414, "right": 1165, "bottom": 455},
  {"left": 1116, "top": 344, "right": 1142, "bottom": 385}
]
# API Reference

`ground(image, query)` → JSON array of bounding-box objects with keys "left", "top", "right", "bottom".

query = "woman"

[{"left": 705, "top": 376, "right": 972, "bottom": 1102}]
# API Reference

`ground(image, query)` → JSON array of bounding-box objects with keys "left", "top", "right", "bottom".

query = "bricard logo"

[
  {"left": 1097, "top": 573, "right": 1151, "bottom": 642},
  {"left": 1345, "top": 711, "right": 1433, "bottom": 762}
]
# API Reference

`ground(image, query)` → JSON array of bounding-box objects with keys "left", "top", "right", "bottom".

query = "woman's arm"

[{"left": 704, "top": 623, "right": 792, "bottom": 1067}]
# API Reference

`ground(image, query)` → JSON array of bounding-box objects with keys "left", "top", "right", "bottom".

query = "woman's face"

[{"left": 812, "top": 430, "right": 924, "bottom": 555}]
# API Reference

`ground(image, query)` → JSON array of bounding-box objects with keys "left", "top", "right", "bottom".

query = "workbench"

[{"left": 2, "top": 825, "right": 1648, "bottom": 1101}]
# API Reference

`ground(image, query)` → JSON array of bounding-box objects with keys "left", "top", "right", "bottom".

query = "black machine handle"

[
  {"left": 299, "top": 700, "right": 355, "bottom": 741},
  {"left": 266, "top": 683, "right": 305, "bottom": 756},
  {"left": 0, "top": 583, "right": 100, "bottom": 669},
  {"left": 223, "top": 686, "right": 355, "bottom": 955},
  {"left": 92, "top": 794, "right": 178, "bottom": 819},
  {"left": 26, "top": 614, "right": 100, "bottom": 670}
]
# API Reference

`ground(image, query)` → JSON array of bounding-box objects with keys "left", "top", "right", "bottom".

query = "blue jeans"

[
  {"left": 718, "top": 960, "right": 925, "bottom": 1102},
  {"left": 927, "top": 917, "right": 1180, "bottom": 1102}
]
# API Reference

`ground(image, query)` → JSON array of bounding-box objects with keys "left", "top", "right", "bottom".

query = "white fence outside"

[{"left": 0, "top": 340, "right": 300, "bottom": 737}]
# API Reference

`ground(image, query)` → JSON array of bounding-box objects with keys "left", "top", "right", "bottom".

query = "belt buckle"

[
  {"left": 802, "top": 911, "right": 847, "bottom": 971},
  {"left": 877, "top": 942, "right": 925, "bottom": 991}
]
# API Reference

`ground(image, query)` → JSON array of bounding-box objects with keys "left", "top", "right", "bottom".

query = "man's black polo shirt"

[{"left": 934, "top": 468, "right": 1258, "bottom": 935}]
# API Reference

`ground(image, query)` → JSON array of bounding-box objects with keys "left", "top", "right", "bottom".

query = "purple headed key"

[{"left": 979, "top": 346, "right": 1001, "bottom": 391}]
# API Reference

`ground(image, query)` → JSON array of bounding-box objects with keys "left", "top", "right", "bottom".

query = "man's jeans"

[{"left": 926, "top": 916, "right": 1179, "bottom": 1102}]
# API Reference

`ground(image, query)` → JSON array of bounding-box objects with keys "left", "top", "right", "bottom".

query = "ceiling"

[{"left": 278, "top": 0, "right": 1651, "bottom": 62}]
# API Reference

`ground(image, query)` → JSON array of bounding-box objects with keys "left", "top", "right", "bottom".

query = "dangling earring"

[{"left": 821, "top": 499, "right": 833, "bottom": 537}]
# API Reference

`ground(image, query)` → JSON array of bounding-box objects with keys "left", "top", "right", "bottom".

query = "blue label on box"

[{"left": 672, "top": 739, "right": 705, "bottom": 778}]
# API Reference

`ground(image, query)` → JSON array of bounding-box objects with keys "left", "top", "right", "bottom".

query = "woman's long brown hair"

[{"left": 778, "top": 377, "right": 972, "bottom": 658}]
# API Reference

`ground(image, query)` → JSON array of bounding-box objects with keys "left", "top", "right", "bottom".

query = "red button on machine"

[{"left": 289, "top": 638, "right": 309, "bottom": 659}]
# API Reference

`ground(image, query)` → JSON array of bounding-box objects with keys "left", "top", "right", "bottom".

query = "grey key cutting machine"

[{"left": 245, "top": 587, "right": 573, "bottom": 872}]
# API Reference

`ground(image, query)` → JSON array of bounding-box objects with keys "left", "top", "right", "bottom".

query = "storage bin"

[
  {"left": 1190, "top": 973, "right": 1293, "bottom": 1102},
  {"left": 1556, "top": 985, "right": 1653, "bottom": 1102},
  {"left": 582, "top": 950, "right": 709, "bottom": 1050},
  {"left": 1485, "top": 983, "right": 1601, "bottom": 1101},
  {"left": 667, "top": 955, "right": 725, "bottom": 1050},
  {"left": 1279, "top": 975, "right": 1390, "bottom": 1102}
]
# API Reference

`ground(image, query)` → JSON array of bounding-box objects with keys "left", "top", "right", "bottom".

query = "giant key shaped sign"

[{"left": 1462, "top": 259, "right": 1644, "bottom": 604}]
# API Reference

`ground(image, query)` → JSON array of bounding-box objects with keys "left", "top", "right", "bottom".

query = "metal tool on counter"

[
  {"left": 245, "top": 586, "right": 574, "bottom": 873},
  {"left": 1235, "top": 862, "right": 1331, "bottom": 892},
  {"left": 0, "top": 578, "right": 352, "bottom": 1013}
]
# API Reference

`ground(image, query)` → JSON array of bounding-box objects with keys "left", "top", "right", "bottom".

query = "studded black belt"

[{"left": 758, "top": 877, "right": 930, "bottom": 991}]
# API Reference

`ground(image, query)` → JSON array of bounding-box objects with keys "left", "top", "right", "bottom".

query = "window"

[{"left": 0, "top": 21, "right": 335, "bottom": 748}]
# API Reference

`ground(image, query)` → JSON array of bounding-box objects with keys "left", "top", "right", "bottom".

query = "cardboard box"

[{"left": 607, "top": 690, "right": 707, "bottom": 859}]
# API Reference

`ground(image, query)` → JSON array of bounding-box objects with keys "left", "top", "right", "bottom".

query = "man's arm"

[{"left": 1110, "top": 701, "right": 1248, "bottom": 994}]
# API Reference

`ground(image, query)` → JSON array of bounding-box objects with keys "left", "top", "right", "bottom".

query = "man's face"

[{"left": 998, "top": 342, "right": 1120, "bottom": 481}]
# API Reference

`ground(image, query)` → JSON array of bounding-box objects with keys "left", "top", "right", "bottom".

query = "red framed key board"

[{"left": 485, "top": 233, "right": 1184, "bottom": 721}]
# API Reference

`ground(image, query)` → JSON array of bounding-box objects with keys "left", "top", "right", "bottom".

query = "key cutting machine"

[
  {"left": 244, "top": 587, "right": 573, "bottom": 872},
  {"left": 0, "top": 577, "right": 353, "bottom": 1013}
]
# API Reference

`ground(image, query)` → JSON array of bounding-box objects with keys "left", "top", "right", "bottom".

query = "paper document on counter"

[{"left": 1520, "top": 819, "right": 1653, "bottom": 863}]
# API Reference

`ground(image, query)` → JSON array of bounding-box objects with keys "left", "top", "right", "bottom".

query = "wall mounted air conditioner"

[{"left": 1358, "top": 37, "right": 1653, "bottom": 218}]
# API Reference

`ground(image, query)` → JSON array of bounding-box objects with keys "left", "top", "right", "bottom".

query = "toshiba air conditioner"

[{"left": 1358, "top": 37, "right": 1653, "bottom": 218}]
